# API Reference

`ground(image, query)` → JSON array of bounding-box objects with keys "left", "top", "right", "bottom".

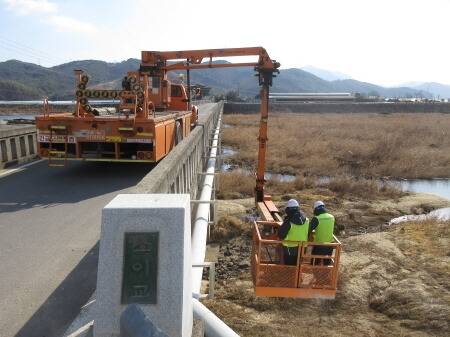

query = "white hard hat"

[
  {"left": 314, "top": 201, "right": 325, "bottom": 209},
  {"left": 286, "top": 199, "right": 299, "bottom": 208}
]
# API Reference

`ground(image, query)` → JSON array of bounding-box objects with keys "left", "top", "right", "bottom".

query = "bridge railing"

[
  {"left": 0, "top": 124, "right": 38, "bottom": 169},
  {"left": 130, "top": 101, "right": 223, "bottom": 199}
]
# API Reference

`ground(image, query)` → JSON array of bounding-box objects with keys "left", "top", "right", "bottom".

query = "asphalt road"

[
  {"left": 0, "top": 160, "right": 154, "bottom": 337},
  {"left": 0, "top": 102, "right": 216, "bottom": 336}
]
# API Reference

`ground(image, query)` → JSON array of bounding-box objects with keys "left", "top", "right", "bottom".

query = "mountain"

[
  {"left": 301, "top": 65, "right": 353, "bottom": 81},
  {"left": 188, "top": 66, "right": 338, "bottom": 99},
  {"left": 0, "top": 59, "right": 141, "bottom": 100},
  {"left": 0, "top": 59, "right": 441, "bottom": 101},
  {"left": 409, "top": 82, "right": 450, "bottom": 100}
]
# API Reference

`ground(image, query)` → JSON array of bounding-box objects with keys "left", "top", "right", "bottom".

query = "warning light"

[{"left": 136, "top": 151, "right": 152, "bottom": 160}]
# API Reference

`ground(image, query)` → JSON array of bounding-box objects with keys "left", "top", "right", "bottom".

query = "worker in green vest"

[
  {"left": 278, "top": 199, "right": 309, "bottom": 265},
  {"left": 309, "top": 201, "right": 335, "bottom": 265}
]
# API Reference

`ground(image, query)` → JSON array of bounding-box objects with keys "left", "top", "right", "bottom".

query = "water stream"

[
  {"left": 221, "top": 147, "right": 450, "bottom": 200},
  {"left": 0, "top": 115, "right": 36, "bottom": 120}
]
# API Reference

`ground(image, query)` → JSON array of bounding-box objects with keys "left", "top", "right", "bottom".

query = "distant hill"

[
  {"left": 0, "top": 59, "right": 141, "bottom": 100},
  {"left": 0, "top": 58, "right": 443, "bottom": 101},
  {"left": 409, "top": 82, "right": 450, "bottom": 100},
  {"left": 301, "top": 66, "right": 353, "bottom": 81}
]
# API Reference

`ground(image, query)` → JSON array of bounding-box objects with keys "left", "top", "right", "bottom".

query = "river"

[
  {"left": 0, "top": 115, "right": 36, "bottom": 120},
  {"left": 221, "top": 148, "right": 450, "bottom": 200}
]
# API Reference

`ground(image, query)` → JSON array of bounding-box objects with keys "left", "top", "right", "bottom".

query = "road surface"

[
  {"left": 0, "top": 102, "right": 216, "bottom": 336},
  {"left": 0, "top": 160, "right": 153, "bottom": 337}
]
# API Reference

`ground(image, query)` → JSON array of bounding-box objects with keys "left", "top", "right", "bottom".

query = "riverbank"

[
  {"left": 204, "top": 192, "right": 450, "bottom": 337},
  {"left": 205, "top": 111, "right": 449, "bottom": 336},
  {"left": 0, "top": 103, "right": 75, "bottom": 116}
]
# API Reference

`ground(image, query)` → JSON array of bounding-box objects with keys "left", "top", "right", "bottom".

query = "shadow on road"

[
  {"left": 15, "top": 242, "right": 99, "bottom": 337},
  {"left": 0, "top": 160, "right": 155, "bottom": 213}
]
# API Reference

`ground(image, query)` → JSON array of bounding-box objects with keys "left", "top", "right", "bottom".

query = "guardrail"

[{"left": 0, "top": 124, "right": 37, "bottom": 169}]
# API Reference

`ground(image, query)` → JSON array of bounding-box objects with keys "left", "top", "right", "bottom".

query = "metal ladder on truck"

[
  {"left": 47, "top": 125, "right": 68, "bottom": 167},
  {"left": 119, "top": 93, "right": 138, "bottom": 119}
]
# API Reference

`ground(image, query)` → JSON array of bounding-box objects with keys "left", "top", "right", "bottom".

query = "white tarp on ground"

[{"left": 389, "top": 207, "right": 450, "bottom": 225}]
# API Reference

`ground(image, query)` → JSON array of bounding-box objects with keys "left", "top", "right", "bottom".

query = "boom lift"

[
  {"left": 155, "top": 48, "right": 342, "bottom": 299},
  {"left": 35, "top": 47, "right": 278, "bottom": 167},
  {"left": 35, "top": 46, "right": 340, "bottom": 297},
  {"left": 249, "top": 61, "right": 341, "bottom": 299}
]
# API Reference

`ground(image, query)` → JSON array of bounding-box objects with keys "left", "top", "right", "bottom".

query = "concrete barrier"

[
  {"left": 120, "top": 303, "right": 168, "bottom": 337},
  {"left": 95, "top": 194, "right": 192, "bottom": 337},
  {"left": 0, "top": 124, "right": 37, "bottom": 169}
]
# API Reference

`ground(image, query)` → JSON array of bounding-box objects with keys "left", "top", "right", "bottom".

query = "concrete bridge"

[
  {"left": 0, "top": 103, "right": 223, "bottom": 337},
  {"left": 1, "top": 102, "right": 220, "bottom": 193}
]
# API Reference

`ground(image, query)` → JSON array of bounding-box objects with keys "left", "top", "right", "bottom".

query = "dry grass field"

[
  {"left": 204, "top": 217, "right": 449, "bottom": 337},
  {"left": 204, "top": 112, "right": 450, "bottom": 337},
  {"left": 221, "top": 112, "right": 450, "bottom": 179}
]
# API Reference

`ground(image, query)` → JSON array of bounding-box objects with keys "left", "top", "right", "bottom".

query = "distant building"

[{"left": 269, "top": 92, "right": 355, "bottom": 102}]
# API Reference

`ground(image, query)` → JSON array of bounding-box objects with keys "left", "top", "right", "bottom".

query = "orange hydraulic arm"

[
  {"left": 141, "top": 47, "right": 278, "bottom": 73},
  {"left": 140, "top": 47, "right": 280, "bottom": 203}
]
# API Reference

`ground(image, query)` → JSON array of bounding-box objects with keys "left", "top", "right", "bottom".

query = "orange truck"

[
  {"left": 36, "top": 65, "right": 197, "bottom": 167},
  {"left": 35, "top": 47, "right": 279, "bottom": 167}
]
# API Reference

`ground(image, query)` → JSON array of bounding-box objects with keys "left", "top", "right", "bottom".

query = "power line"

[
  {"left": 0, "top": 34, "right": 66, "bottom": 66},
  {"left": 0, "top": 42, "right": 60, "bottom": 66},
  {"left": 0, "top": 35, "right": 123, "bottom": 89}
]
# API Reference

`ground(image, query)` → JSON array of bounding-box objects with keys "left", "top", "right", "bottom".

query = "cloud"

[
  {"left": 45, "top": 15, "right": 101, "bottom": 34},
  {"left": 3, "top": 0, "right": 56, "bottom": 15}
]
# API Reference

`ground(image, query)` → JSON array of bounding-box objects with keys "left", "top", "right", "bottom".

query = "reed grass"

[
  {"left": 210, "top": 216, "right": 249, "bottom": 242},
  {"left": 221, "top": 112, "right": 450, "bottom": 179},
  {"left": 218, "top": 171, "right": 403, "bottom": 200}
]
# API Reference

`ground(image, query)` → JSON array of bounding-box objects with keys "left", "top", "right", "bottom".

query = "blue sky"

[{"left": 1, "top": 0, "right": 449, "bottom": 86}]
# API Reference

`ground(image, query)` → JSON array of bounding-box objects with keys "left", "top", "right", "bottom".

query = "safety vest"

[
  {"left": 314, "top": 213, "right": 335, "bottom": 242},
  {"left": 282, "top": 219, "right": 309, "bottom": 247}
]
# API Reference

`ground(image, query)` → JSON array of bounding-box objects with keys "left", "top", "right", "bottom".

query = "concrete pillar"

[{"left": 94, "top": 194, "right": 192, "bottom": 337}]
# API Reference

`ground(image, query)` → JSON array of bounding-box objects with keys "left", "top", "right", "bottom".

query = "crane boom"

[
  {"left": 141, "top": 47, "right": 280, "bottom": 204},
  {"left": 140, "top": 47, "right": 280, "bottom": 202},
  {"left": 141, "top": 47, "right": 278, "bottom": 72}
]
